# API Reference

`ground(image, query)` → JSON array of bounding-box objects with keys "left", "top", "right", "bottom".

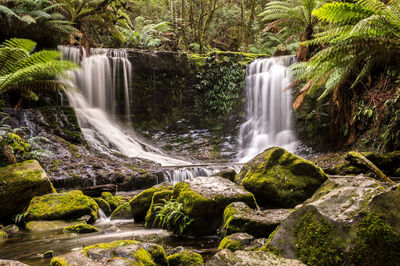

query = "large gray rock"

[
  {"left": 221, "top": 202, "right": 291, "bottom": 237},
  {"left": 0, "top": 260, "right": 29, "bottom": 266},
  {"left": 206, "top": 249, "right": 305, "bottom": 265},
  {"left": 0, "top": 160, "right": 55, "bottom": 221},
  {"left": 267, "top": 175, "right": 400, "bottom": 265},
  {"left": 173, "top": 176, "right": 257, "bottom": 235},
  {"left": 236, "top": 147, "right": 327, "bottom": 208}
]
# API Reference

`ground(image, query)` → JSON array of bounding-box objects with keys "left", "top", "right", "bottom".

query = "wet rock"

[
  {"left": 52, "top": 240, "right": 167, "bottom": 266},
  {"left": 173, "top": 176, "right": 257, "bottom": 235},
  {"left": 221, "top": 202, "right": 291, "bottom": 237},
  {"left": 218, "top": 233, "right": 255, "bottom": 252},
  {"left": 0, "top": 160, "right": 55, "bottom": 221},
  {"left": 145, "top": 190, "right": 173, "bottom": 228},
  {"left": 110, "top": 203, "right": 132, "bottom": 220},
  {"left": 94, "top": 198, "right": 112, "bottom": 216},
  {"left": 82, "top": 184, "right": 117, "bottom": 197},
  {"left": 206, "top": 249, "right": 305, "bottom": 265},
  {"left": 43, "top": 250, "right": 54, "bottom": 258},
  {"left": 24, "top": 190, "right": 98, "bottom": 223},
  {"left": 63, "top": 223, "right": 99, "bottom": 234},
  {"left": 212, "top": 168, "right": 237, "bottom": 182},
  {"left": 4, "top": 224, "right": 19, "bottom": 234},
  {"left": 236, "top": 147, "right": 327, "bottom": 208},
  {"left": 0, "top": 259, "right": 29, "bottom": 266},
  {"left": 267, "top": 175, "right": 400, "bottom": 265},
  {"left": 167, "top": 249, "right": 204, "bottom": 266},
  {"left": 25, "top": 220, "right": 84, "bottom": 232},
  {"left": 129, "top": 183, "right": 173, "bottom": 222}
]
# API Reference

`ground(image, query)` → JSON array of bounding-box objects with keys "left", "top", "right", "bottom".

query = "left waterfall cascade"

[{"left": 58, "top": 46, "right": 190, "bottom": 166}]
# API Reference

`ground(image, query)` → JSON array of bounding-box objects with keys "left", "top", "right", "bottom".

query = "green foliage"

[
  {"left": 154, "top": 199, "right": 193, "bottom": 236},
  {"left": 381, "top": 88, "right": 400, "bottom": 150},
  {"left": 195, "top": 54, "right": 245, "bottom": 114},
  {"left": 0, "top": 38, "right": 77, "bottom": 100}
]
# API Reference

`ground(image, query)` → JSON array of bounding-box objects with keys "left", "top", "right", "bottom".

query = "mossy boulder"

[
  {"left": 222, "top": 202, "right": 291, "bottom": 237},
  {"left": 0, "top": 160, "right": 56, "bottom": 221},
  {"left": 167, "top": 250, "right": 204, "bottom": 266},
  {"left": 63, "top": 223, "right": 99, "bottom": 234},
  {"left": 206, "top": 249, "right": 305, "bottom": 265},
  {"left": 24, "top": 190, "right": 98, "bottom": 223},
  {"left": 145, "top": 190, "right": 173, "bottom": 227},
  {"left": 129, "top": 183, "right": 173, "bottom": 222},
  {"left": 212, "top": 168, "right": 237, "bottom": 182},
  {"left": 53, "top": 240, "right": 167, "bottom": 265},
  {"left": 94, "top": 198, "right": 111, "bottom": 216},
  {"left": 173, "top": 176, "right": 257, "bottom": 235},
  {"left": 236, "top": 147, "right": 328, "bottom": 208},
  {"left": 26, "top": 220, "right": 84, "bottom": 232},
  {"left": 0, "top": 227, "right": 7, "bottom": 244},
  {"left": 219, "top": 233, "right": 255, "bottom": 252},
  {"left": 110, "top": 202, "right": 132, "bottom": 220},
  {"left": 101, "top": 192, "right": 126, "bottom": 212},
  {"left": 266, "top": 175, "right": 400, "bottom": 265}
]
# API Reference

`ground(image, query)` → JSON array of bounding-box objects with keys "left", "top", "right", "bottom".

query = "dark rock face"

[
  {"left": 236, "top": 147, "right": 328, "bottom": 208},
  {"left": 221, "top": 202, "right": 291, "bottom": 238},
  {"left": 267, "top": 175, "right": 400, "bottom": 265},
  {"left": 173, "top": 176, "right": 257, "bottom": 236}
]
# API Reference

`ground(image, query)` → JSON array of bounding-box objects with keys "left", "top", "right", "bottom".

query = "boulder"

[
  {"left": 236, "top": 147, "right": 327, "bottom": 208},
  {"left": 0, "top": 227, "right": 7, "bottom": 244},
  {"left": 94, "top": 198, "right": 112, "bottom": 216},
  {"left": 145, "top": 190, "right": 173, "bottom": 227},
  {"left": 167, "top": 249, "right": 204, "bottom": 266},
  {"left": 101, "top": 192, "right": 126, "bottom": 212},
  {"left": 221, "top": 202, "right": 291, "bottom": 237},
  {"left": 24, "top": 190, "right": 98, "bottom": 223},
  {"left": 173, "top": 176, "right": 257, "bottom": 235},
  {"left": 110, "top": 202, "right": 132, "bottom": 220},
  {"left": 4, "top": 224, "right": 19, "bottom": 234},
  {"left": 0, "top": 260, "right": 28, "bottom": 266},
  {"left": 63, "top": 224, "right": 99, "bottom": 234},
  {"left": 212, "top": 168, "right": 237, "bottom": 182},
  {"left": 51, "top": 240, "right": 167, "bottom": 266},
  {"left": 129, "top": 183, "right": 173, "bottom": 222},
  {"left": 267, "top": 175, "right": 400, "bottom": 265},
  {"left": 206, "top": 249, "right": 305, "bottom": 265},
  {"left": 0, "top": 160, "right": 55, "bottom": 221},
  {"left": 25, "top": 220, "right": 84, "bottom": 232},
  {"left": 218, "top": 233, "right": 255, "bottom": 252}
]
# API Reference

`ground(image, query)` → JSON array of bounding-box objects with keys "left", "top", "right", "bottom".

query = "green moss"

[
  {"left": 293, "top": 212, "right": 346, "bottom": 266},
  {"left": 147, "top": 245, "right": 168, "bottom": 266},
  {"left": 7, "top": 133, "right": 31, "bottom": 155},
  {"left": 218, "top": 236, "right": 243, "bottom": 251},
  {"left": 83, "top": 240, "right": 140, "bottom": 255},
  {"left": 50, "top": 256, "right": 67, "bottom": 266},
  {"left": 110, "top": 202, "right": 132, "bottom": 220},
  {"left": 132, "top": 247, "right": 156, "bottom": 265},
  {"left": 94, "top": 197, "right": 111, "bottom": 216},
  {"left": 145, "top": 190, "right": 173, "bottom": 228},
  {"left": 101, "top": 192, "right": 123, "bottom": 211},
  {"left": 167, "top": 250, "right": 204, "bottom": 266},
  {"left": 63, "top": 223, "right": 99, "bottom": 234},
  {"left": 24, "top": 190, "right": 98, "bottom": 223},
  {"left": 0, "top": 228, "right": 7, "bottom": 244},
  {"left": 129, "top": 184, "right": 173, "bottom": 221}
]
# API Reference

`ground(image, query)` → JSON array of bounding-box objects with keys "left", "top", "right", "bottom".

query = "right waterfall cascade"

[{"left": 237, "top": 56, "right": 299, "bottom": 163}]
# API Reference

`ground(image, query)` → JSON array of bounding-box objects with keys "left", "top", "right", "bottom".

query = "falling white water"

[
  {"left": 59, "top": 46, "right": 189, "bottom": 166},
  {"left": 237, "top": 56, "right": 298, "bottom": 163}
]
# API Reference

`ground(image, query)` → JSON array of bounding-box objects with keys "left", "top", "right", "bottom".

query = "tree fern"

[{"left": 0, "top": 38, "right": 78, "bottom": 99}]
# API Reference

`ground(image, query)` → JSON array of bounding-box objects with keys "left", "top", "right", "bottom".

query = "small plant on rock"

[{"left": 154, "top": 200, "right": 193, "bottom": 236}]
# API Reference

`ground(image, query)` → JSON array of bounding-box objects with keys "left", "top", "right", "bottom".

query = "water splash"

[{"left": 237, "top": 56, "right": 298, "bottom": 162}]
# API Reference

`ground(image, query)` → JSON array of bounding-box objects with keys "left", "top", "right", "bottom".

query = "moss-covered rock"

[
  {"left": 101, "top": 192, "right": 126, "bottom": 212},
  {"left": 0, "top": 227, "right": 7, "bottom": 244},
  {"left": 236, "top": 147, "right": 328, "bottom": 208},
  {"left": 129, "top": 183, "right": 173, "bottom": 222},
  {"left": 212, "top": 168, "right": 237, "bottom": 182},
  {"left": 167, "top": 250, "right": 204, "bottom": 266},
  {"left": 0, "top": 160, "right": 55, "bottom": 221},
  {"left": 63, "top": 223, "right": 99, "bottom": 234},
  {"left": 25, "top": 220, "right": 84, "bottom": 232},
  {"left": 110, "top": 202, "right": 132, "bottom": 220},
  {"left": 94, "top": 197, "right": 111, "bottom": 216},
  {"left": 173, "top": 176, "right": 257, "bottom": 235},
  {"left": 221, "top": 202, "right": 291, "bottom": 237},
  {"left": 219, "top": 233, "right": 255, "bottom": 252},
  {"left": 266, "top": 175, "right": 400, "bottom": 265},
  {"left": 145, "top": 190, "right": 173, "bottom": 227},
  {"left": 206, "top": 249, "right": 305, "bottom": 265},
  {"left": 24, "top": 190, "right": 98, "bottom": 223}
]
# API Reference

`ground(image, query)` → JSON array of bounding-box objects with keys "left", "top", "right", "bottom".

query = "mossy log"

[{"left": 345, "top": 151, "right": 394, "bottom": 183}]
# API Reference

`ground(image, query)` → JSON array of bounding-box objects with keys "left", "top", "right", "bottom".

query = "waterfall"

[
  {"left": 59, "top": 46, "right": 189, "bottom": 166},
  {"left": 237, "top": 56, "right": 298, "bottom": 163}
]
